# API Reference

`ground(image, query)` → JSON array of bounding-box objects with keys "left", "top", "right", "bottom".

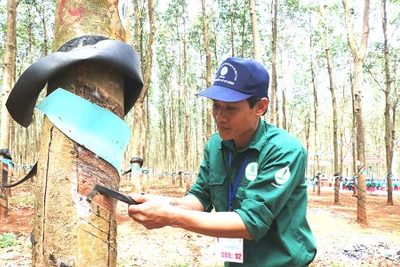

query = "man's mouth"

[{"left": 218, "top": 125, "right": 229, "bottom": 131}]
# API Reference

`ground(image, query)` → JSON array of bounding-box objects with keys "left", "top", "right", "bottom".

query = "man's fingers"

[{"left": 128, "top": 193, "right": 148, "bottom": 203}]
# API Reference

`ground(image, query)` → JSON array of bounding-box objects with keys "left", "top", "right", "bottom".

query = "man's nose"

[{"left": 214, "top": 108, "right": 227, "bottom": 122}]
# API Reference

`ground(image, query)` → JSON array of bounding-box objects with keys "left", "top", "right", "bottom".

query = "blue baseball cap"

[{"left": 197, "top": 57, "right": 269, "bottom": 102}]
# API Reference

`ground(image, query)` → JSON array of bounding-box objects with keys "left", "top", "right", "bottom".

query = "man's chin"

[{"left": 218, "top": 132, "right": 232, "bottom": 141}]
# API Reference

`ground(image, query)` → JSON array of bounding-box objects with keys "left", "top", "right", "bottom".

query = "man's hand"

[
  {"left": 128, "top": 194, "right": 176, "bottom": 230},
  {"left": 129, "top": 193, "right": 174, "bottom": 204},
  {"left": 127, "top": 193, "right": 253, "bottom": 240}
]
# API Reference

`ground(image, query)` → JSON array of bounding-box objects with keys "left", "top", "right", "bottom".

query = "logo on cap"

[
  {"left": 215, "top": 63, "right": 238, "bottom": 86},
  {"left": 220, "top": 66, "right": 228, "bottom": 76}
]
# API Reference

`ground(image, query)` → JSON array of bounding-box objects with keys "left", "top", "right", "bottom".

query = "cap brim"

[{"left": 197, "top": 85, "right": 251, "bottom": 102}]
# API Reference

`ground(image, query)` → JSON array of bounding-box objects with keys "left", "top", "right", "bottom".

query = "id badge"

[{"left": 217, "top": 238, "right": 244, "bottom": 263}]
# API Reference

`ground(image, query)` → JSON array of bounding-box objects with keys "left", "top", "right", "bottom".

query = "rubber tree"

[
  {"left": 0, "top": 150, "right": 13, "bottom": 219},
  {"left": 269, "top": 0, "right": 278, "bottom": 125},
  {"left": 6, "top": 0, "right": 143, "bottom": 266},
  {"left": 0, "top": 0, "right": 18, "bottom": 220},
  {"left": 201, "top": 0, "right": 212, "bottom": 140},
  {"left": 342, "top": 0, "right": 370, "bottom": 225},
  {"left": 382, "top": 0, "right": 395, "bottom": 206},
  {"left": 130, "top": 0, "right": 155, "bottom": 193},
  {"left": 319, "top": 1, "right": 340, "bottom": 204},
  {"left": 249, "top": 0, "right": 261, "bottom": 62}
]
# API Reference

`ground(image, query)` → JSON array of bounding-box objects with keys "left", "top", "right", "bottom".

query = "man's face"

[{"left": 212, "top": 99, "right": 263, "bottom": 149}]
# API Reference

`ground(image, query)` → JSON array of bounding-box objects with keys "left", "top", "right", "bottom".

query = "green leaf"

[{"left": 0, "top": 232, "right": 20, "bottom": 248}]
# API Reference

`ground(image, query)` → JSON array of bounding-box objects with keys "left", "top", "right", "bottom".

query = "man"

[{"left": 128, "top": 57, "right": 317, "bottom": 266}]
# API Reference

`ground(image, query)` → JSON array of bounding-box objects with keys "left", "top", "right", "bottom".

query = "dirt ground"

[{"left": 1, "top": 179, "right": 400, "bottom": 267}]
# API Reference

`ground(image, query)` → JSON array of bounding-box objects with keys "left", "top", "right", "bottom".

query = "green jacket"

[{"left": 188, "top": 120, "right": 316, "bottom": 266}]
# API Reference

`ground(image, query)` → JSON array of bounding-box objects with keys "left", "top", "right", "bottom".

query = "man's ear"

[{"left": 255, "top": 98, "right": 269, "bottom": 115}]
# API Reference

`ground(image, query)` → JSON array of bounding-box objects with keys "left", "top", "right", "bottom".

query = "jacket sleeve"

[{"left": 235, "top": 138, "right": 307, "bottom": 241}]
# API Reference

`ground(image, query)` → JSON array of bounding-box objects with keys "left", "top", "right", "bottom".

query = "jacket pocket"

[{"left": 208, "top": 170, "right": 229, "bottom": 211}]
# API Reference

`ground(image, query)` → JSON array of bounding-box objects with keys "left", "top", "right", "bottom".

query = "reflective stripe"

[
  {"left": 0, "top": 158, "right": 13, "bottom": 168},
  {"left": 36, "top": 88, "right": 131, "bottom": 172},
  {"left": 130, "top": 164, "right": 142, "bottom": 172}
]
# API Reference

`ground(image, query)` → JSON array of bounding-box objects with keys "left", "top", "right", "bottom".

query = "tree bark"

[
  {"left": 169, "top": 81, "right": 176, "bottom": 177},
  {"left": 32, "top": 0, "right": 48, "bottom": 56},
  {"left": 319, "top": 1, "right": 340, "bottom": 204},
  {"left": 182, "top": 1, "right": 190, "bottom": 172},
  {"left": 305, "top": 107, "right": 311, "bottom": 179},
  {"left": 201, "top": 0, "right": 212, "bottom": 140},
  {"left": 0, "top": 157, "right": 10, "bottom": 219},
  {"left": 281, "top": 86, "right": 287, "bottom": 130},
  {"left": 130, "top": 0, "right": 155, "bottom": 192},
  {"left": 249, "top": 0, "right": 261, "bottom": 62},
  {"left": 1, "top": 0, "right": 17, "bottom": 161},
  {"left": 133, "top": 0, "right": 140, "bottom": 53},
  {"left": 269, "top": 0, "right": 278, "bottom": 124},
  {"left": 310, "top": 31, "right": 320, "bottom": 196},
  {"left": 0, "top": 0, "right": 18, "bottom": 219},
  {"left": 30, "top": 0, "right": 133, "bottom": 266},
  {"left": 382, "top": 0, "right": 394, "bottom": 205},
  {"left": 125, "top": 2, "right": 131, "bottom": 46},
  {"left": 33, "top": 69, "right": 124, "bottom": 267},
  {"left": 342, "top": 0, "right": 370, "bottom": 225},
  {"left": 229, "top": 0, "right": 235, "bottom": 57},
  {"left": 129, "top": 161, "right": 143, "bottom": 193},
  {"left": 354, "top": 58, "right": 368, "bottom": 224},
  {"left": 389, "top": 65, "right": 399, "bottom": 200}
]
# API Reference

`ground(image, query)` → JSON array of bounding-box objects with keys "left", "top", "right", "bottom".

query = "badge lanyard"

[{"left": 228, "top": 151, "right": 251, "bottom": 211}]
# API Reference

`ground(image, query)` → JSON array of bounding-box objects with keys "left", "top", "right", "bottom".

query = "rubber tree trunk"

[
  {"left": 0, "top": 155, "right": 10, "bottom": 219},
  {"left": 31, "top": 1, "right": 128, "bottom": 266},
  {"left": 130, "top": 161, "right": 142, "bottom": 194},
  {"left": 0, "top": 0, "right": 18, "bottom": 219},
  {"left": 201, "top": 0, "right": 212, "bottom": 140},
  {"left": 382, "top": 0, "right": 394, "bottom": 206}
]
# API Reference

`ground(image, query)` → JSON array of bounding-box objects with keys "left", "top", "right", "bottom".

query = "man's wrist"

[{"left": 169, "top": 197, "right": 178, "bottom": 206}]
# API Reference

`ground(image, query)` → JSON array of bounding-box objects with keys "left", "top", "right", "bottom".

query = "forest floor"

[{"left": 1, "top": 178, "right": 400, "bottom": 267}]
